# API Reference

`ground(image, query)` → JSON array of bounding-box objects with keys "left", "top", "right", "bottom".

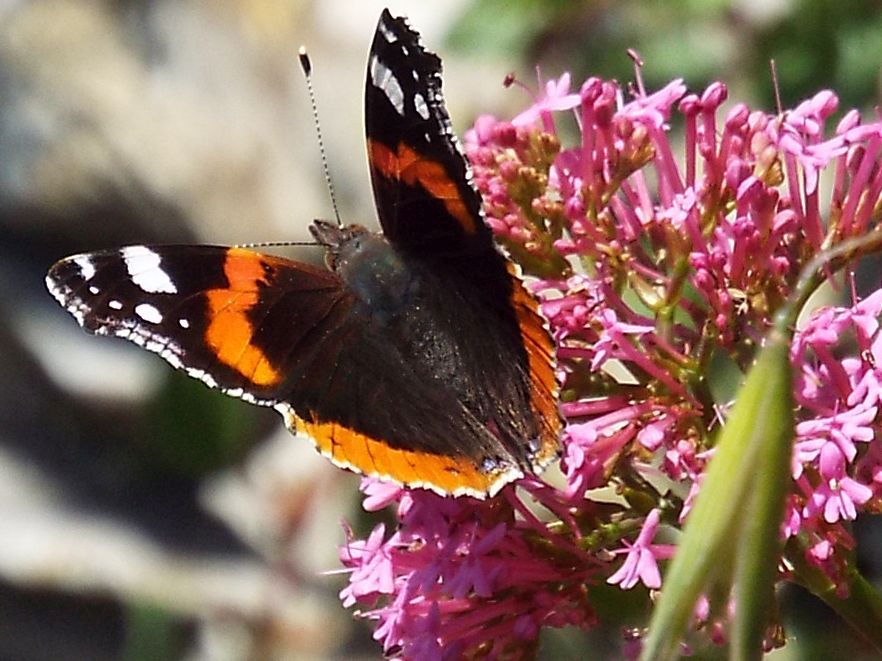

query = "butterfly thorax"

[
  {"left": 311, "top": 220, "right": 489, "bottom": 403},
  {"left": 311, "top": 220, "right": 417, "bottom": 321}
]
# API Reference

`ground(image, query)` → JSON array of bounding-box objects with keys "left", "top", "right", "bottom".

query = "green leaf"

[
  {"left": 639, "top": 322, "right": 794, "bottom": 661},
  {"left": 731, "top": 330, "right": 793, "bottom": 659}
]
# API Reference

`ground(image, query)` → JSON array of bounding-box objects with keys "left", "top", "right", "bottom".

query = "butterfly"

[{"left": 45, "top": 9, "right": 561, "bottom": 498}]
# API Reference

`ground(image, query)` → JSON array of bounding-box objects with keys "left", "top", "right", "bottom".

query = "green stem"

[
  {"left": 781, "top": 227, "right": 882, "bottom": 329},
  {"left": 787, "top": 542, "right": 882, "bottom": 653}
]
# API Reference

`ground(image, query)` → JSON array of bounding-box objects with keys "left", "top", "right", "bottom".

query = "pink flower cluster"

[
  {"left": 789, "top": 289, "right": 882, "bottom": 582},
  {"left": 337, "top": 71, "right": 882, "bottom": 657},
  {"left": 338, "top": 480, "right": 598, "bottom": 659}
]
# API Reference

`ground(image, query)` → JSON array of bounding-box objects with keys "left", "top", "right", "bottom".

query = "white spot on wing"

[
  {"left": 122, "top": 246, "right": 177, "bottom": 294},
  {"left": 370, "top": 55, "right": 405, "bottom": 116},
  {"left": 73, "top": 255, "right": 96, "bottom": 281},
  {"left": 179, "top": 318, "right": 190, "bottom": 329},
  {"left": 88, "top": 286, "right": 100, "bottom": 295},
  {"left": 413, "top": 93, "right": 429, "bottom": 120},
  {"left": 109, "top": 300, "right": 123, "bottom": 310},
  {"left": 135, "top": 303, "right": 163, "bottom": 324},
  {"left": 378, "top": 20, "right": 397, "bottom": 43}
]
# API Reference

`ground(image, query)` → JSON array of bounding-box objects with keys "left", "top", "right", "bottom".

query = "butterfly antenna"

[
  {"left": 299, "top": 46, "right": 343, "bottom": 228},
  {"left": 235, "top": 239, "right": 319, "bottom": 249}
]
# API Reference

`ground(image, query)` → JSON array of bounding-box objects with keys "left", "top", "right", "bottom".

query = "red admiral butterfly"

[{"left": 45, "top": 10, "right": 561, "bottom": 498}]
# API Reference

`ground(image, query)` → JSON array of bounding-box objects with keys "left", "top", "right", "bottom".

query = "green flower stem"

[
  {"left": 731, "top": 323, "right": 793, "bottom": 660},
  {"left": 786, "top": 228, "right": 882, "bottom": 328},
  {"left": 639, "top": 320, "right": 794, "bottom": 661},
  {"left": 787, "top": 541, "right": 882, "bottom": 653}
]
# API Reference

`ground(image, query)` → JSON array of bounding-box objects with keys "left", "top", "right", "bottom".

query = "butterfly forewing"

[
  {"left": 46, "top": 246, "right": 348, "bottom": 402},
  {"left": 366, "top": 9, "right": 492, "bottom": 262}
]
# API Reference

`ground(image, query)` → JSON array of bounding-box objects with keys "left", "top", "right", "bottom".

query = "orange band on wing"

[
  {"left": 286, "top": 413, "right": 519, "bottom": 497},
  {"left": 508, "top": 270, "right": 562, "bottom": 467},
  {"left": 204, "top": 249, "right": 282, "bottom": 387},
  {"left": 369, "top": 139, "right": 477, "bottom": 234}
]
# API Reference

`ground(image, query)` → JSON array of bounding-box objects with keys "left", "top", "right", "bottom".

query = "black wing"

[
  {"left": 363, "top": 11, "right": 562, "bottom": 484},
  {"left": 46, "top": 245, "right": 529, "bottom": 496},
  {"left": 365, "top": 10, "right": 498, "bottom": 267}
]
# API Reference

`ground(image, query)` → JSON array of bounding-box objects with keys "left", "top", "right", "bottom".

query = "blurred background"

[{"left": 2, "top": 0, "right": 882, "bottom": 659}]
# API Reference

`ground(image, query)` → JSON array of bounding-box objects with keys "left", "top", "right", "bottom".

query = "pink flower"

[
  {"left": 338, "top": 523, "right": 397, "bottom": 608},
  {"left": 607, "top": 510, "right": 674, "bottom": 589},
  {"left": 512, "top": 72, "right": 581, "bottom": 129},
  {"left": 338, "top": 487, "right": 599, "bottom": 657},
  {"left": 360, "top": 477, "right": 405, "bottom": 512}
]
